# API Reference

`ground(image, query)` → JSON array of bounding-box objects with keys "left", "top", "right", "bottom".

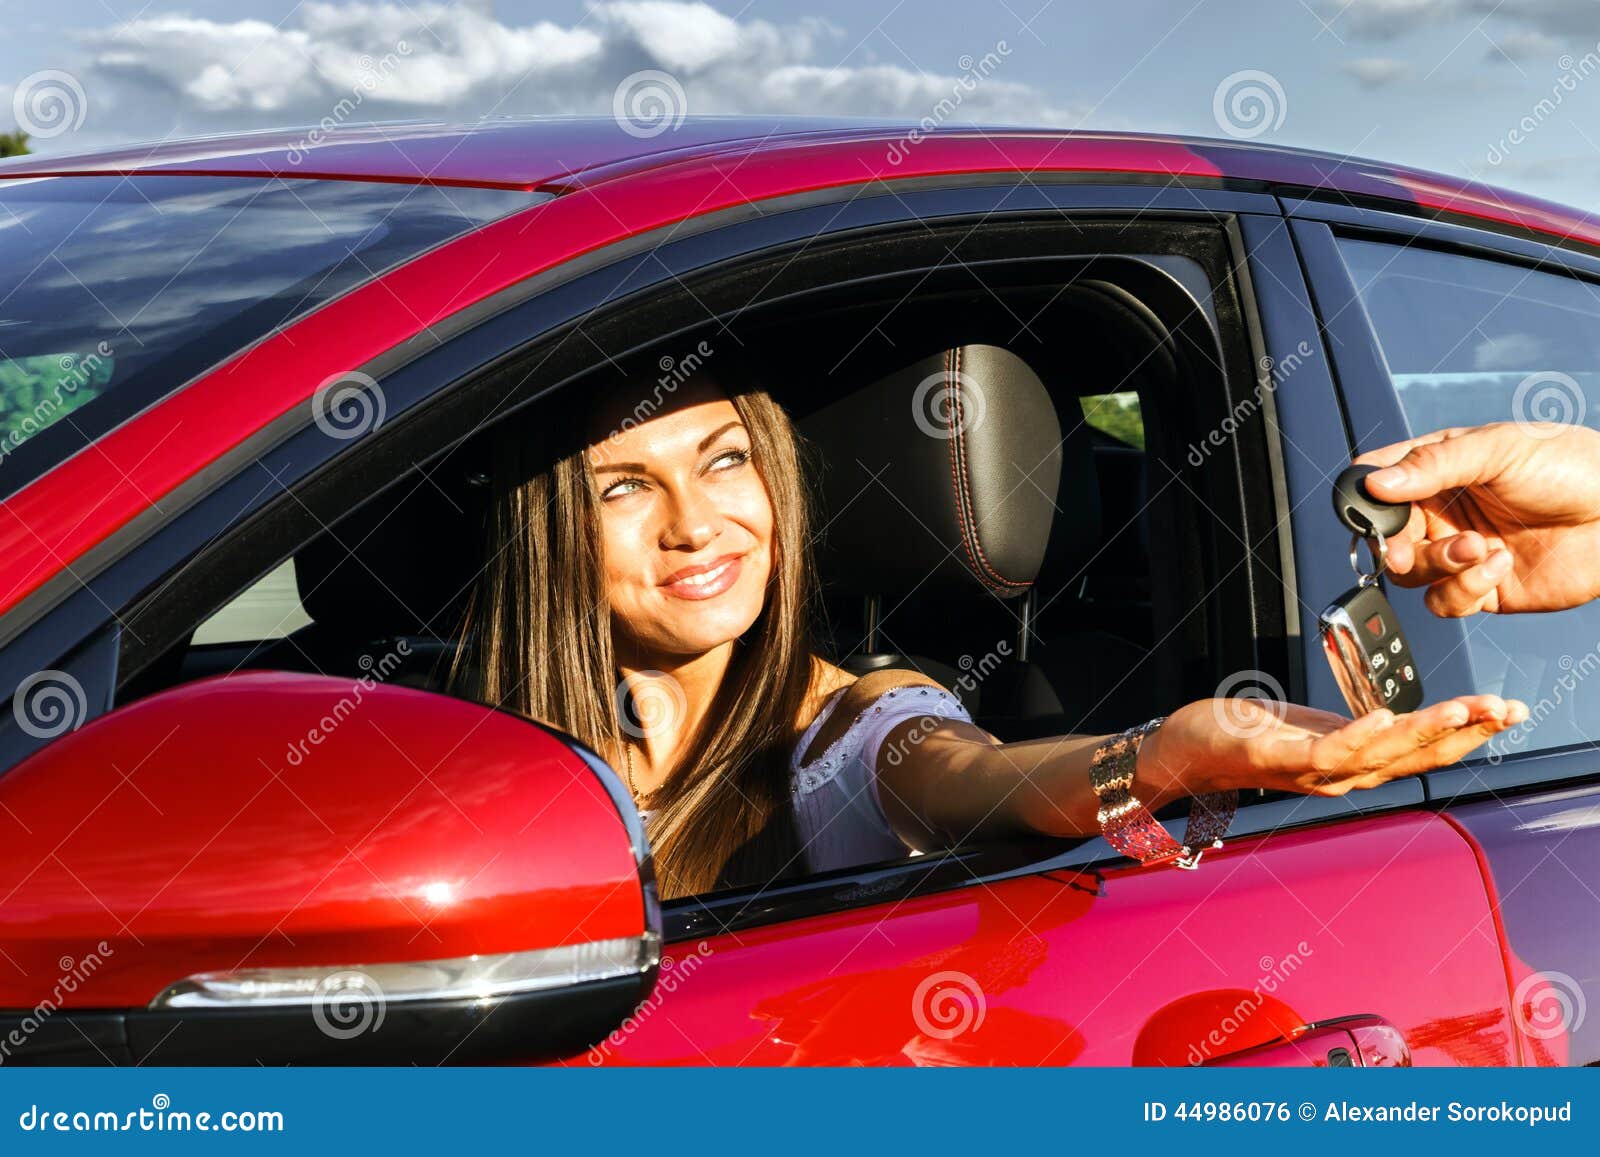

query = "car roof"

[{"left": 1, "top": 115, "right": 1596, "bottom": 249}]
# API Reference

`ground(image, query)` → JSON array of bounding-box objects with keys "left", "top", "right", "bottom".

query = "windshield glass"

[{"left": 0, "top": 175, "right": 536, "bottom": 496}]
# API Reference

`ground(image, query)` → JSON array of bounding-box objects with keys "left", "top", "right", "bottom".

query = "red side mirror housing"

[{"left": 0, "top": 671, "right": 658, "bottom": 1064}]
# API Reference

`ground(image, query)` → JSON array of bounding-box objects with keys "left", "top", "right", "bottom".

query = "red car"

[{"left": 0, "top": 117, "right": 1595, "bottom": 1066}]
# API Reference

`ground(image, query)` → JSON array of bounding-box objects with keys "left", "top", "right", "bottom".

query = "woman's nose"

[{"left": 660, "top": 483, "right": 723, "bottom": 551}]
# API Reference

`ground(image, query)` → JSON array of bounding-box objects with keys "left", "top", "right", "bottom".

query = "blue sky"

[{"left": 3, "top": 0, "right": 1600, "bottom": 211}]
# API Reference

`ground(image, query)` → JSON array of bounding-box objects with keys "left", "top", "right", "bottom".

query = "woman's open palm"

[{"left": 1146, "top": 695, "right": 1527, "bottom": 799}]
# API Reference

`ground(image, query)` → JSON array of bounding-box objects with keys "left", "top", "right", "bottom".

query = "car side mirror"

[{"left": 0, "top": 671, "right": 658, "bottom": 1065}]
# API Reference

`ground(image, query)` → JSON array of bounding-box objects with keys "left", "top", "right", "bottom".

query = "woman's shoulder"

[{"left": 794, "top": 661, "right": 967, "bottom": 771}]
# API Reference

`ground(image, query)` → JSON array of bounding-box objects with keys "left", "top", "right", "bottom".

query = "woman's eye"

[
  {"left": 708, "top": 447, "right": 751, "bottom": 472},
  {"left": 601, "top": 476, "right": 648, "bottom": 501}
]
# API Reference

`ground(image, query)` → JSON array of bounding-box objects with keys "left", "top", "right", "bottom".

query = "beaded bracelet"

[{"left": 1088, "top": 717, "right": 1239, "bottom": 870}]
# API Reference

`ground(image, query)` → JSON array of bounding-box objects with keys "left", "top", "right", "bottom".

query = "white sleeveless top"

[
  {"left": 788, "top": 683, "right": 973, "bottom": 873},
  {"left": 635, "top": 684, "right": 974, "bottom": 876}
]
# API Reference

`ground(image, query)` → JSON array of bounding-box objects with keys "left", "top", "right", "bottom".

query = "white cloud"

[
  {"left": 1326, "top": 0, "right": 1600, "bottom": 42},
  {"left": 1322, "top": 0, "right": 1455, "bottom": 41},
  {"left": 1341, "top": 57, "right": 1413, "bottom": 86},
  {"left": 9, "top": 1, "right": 1090, "bottom": 148},
  {"left": 1484, "top": 28, "right": 1566, "bottom": 61}
]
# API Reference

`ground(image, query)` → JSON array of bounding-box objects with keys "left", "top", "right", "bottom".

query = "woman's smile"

[{"left": 659, "top": 552, "right": 744, "bottom": 600}]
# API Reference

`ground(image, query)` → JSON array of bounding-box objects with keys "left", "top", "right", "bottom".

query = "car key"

[{"left": 1319, "top": 464, "right": 1424, "bottom": 715}]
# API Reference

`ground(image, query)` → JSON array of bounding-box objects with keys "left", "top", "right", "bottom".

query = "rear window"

[{"left": 0, "top": 174, "right": 536, "bottom": 496}]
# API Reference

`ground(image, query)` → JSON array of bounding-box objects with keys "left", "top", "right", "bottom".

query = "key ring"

[{"left": 1348, "top": 527, "right": 1388, "bottom": 588}]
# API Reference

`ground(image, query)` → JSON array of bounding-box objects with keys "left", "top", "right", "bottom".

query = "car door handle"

[{"left": 1205, "top": 1016, "right": 1411, "bottom": 1067}]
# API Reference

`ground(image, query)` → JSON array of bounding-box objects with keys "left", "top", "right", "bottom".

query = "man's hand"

[{"left": 1355, "top": 422, "right": 1600, "bottom": 616}]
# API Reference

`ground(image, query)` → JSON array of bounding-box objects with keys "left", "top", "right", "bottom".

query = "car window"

[
  {"left": 1337, "top": 235, "right": 1600, "bottom": 759},
  {"left": 0, "top": 175, "right": 536, "bottom": 498},
  {"left": 191, "top": 560, "right": 311, "bottom": 646},
  {"left": 1080, "top": 390, "right": 1144, "bottom": 448}
]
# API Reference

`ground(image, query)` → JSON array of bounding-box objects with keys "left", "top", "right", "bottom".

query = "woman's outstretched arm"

[{"left": 874, "top": 694, "right": 1526, "bottom": 852}]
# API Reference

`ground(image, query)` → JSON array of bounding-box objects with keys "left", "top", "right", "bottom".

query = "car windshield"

[{"left": 0, "top": 174, "right": 537, "bottom": 497}]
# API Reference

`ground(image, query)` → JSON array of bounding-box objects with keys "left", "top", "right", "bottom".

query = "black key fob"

[{"left": 1319, "top": 465, "right": 1423, "bottom": 715}]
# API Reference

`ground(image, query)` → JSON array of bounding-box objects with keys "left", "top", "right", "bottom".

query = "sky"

[{"left": 2, "top": 0, "right": 1600, "bottom": 211}]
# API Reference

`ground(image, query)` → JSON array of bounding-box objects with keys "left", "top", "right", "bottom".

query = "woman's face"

[{"left": 588, "top": 387, "right": 775, "bottom": 661}]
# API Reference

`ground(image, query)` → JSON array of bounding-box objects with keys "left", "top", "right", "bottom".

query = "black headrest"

[
  {"left": 296, "top": 475, "right": 479, "bottom": 639},
  {"left": 801, "top": 344, "right": 1079, "bottom": 601}
]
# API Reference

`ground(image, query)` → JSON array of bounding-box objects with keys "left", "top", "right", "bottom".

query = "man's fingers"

[
  {"left": 1364, "top": 430, "right": 1497, "bottom": 504},
  {"left": 1422, "top": 550, "right": 1514, "bottom": 617},
  {"left": 1352, "top": 427, "right": 1460, "bottom": 471},
  {"left": 1385, "top": 531, "right": 1488, "bottom": 587}
]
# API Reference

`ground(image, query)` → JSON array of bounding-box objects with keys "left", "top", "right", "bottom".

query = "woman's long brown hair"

[{"left": 449, "top": 375, "right": 820, "bottom": 899}]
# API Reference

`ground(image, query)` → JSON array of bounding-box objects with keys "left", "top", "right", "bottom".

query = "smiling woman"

[{"left": 448, "top": 356, "right": 1529, "bottom": 902}]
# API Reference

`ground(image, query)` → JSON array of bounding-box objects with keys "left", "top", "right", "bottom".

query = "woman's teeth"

[{"left": 679, "top": 561, "right": 731, "bottom": 587}]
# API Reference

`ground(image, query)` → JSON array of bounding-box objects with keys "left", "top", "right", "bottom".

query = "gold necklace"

[{"left": 624, "top": 741, "right": 643, "bottom": 804}]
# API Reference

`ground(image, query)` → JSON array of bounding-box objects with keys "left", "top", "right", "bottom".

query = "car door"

[
  {"left": 0, "top": 175, "right": 1519, "bottom": 1066},
  {"left": 1290, "top": 198, "right": 1600, "bottom": 1066},
  {"left": 573, "top": 204, "right": 1520, "bottom": 1067}
]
